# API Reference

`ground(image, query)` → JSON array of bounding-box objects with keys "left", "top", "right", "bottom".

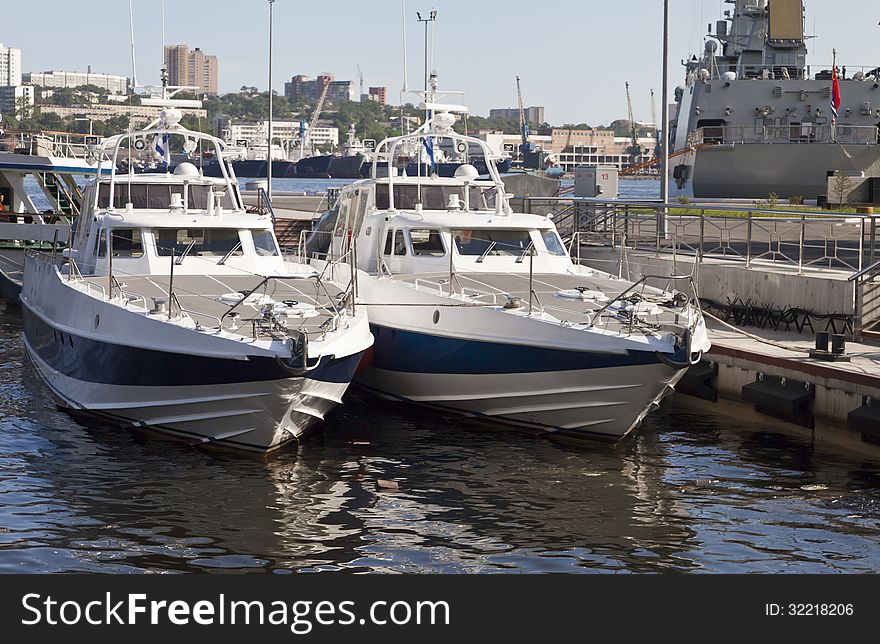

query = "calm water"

[
  {"left": 1, "top": 302, "right": 879, "bottom": 573},
  {"left": 264, "top": 177, "right": 662, "bottom": 200}
]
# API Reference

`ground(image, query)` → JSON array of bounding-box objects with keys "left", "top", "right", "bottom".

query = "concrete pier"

[{"left": 678, "top": 322, "right": 880, "bottom": 459}]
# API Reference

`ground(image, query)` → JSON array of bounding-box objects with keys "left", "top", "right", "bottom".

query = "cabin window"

[
  {"left": 393, "top": 230, "right": 408, "bottom": 256},
  {"left": 111, "top": 228, "right": 144, "bottom": 258},
  {"left": 409, "top": 229, "right": 445, "bottom": 256},
  {"left": 334, "top": 195, "right": 351, "bottom": 237},
  {"left": 453, "top": 229, "right": 531, "bottom": 256},
  {"left": 252, "top": 229, "right": 279, "bottom": 256},
  {"left": 153, "top": 228, "right": 243, "bottom": 257},
  {"left": 383, "top": 229, "right": 393, "bottom": 255},
  {"left": 468, "top": 186, "right": 497, "bottom": 209},
  {"left": 95, "top": 229, "right": 107, "bottom": 257},
  {"left": 542, "top": 230, "right": 567, "bottom": 256},
  {"left": 351, "top": 189, "right": 369, "bottom": 234}
]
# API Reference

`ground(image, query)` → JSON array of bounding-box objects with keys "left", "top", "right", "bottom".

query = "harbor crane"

[
  {"left": 516, "top": 75, "right": 535, "bottom": 158},
  {"left": 624, "top": 81, "right": 642, "bottom": 163},
  {"left": 301, "top": 76, "right": 331, "bottom": 158}
]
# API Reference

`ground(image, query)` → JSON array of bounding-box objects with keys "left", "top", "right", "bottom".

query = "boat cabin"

[
  {"left": 327, "top": 175, "right": 571, "bottom": 276},
  {"left": 69, "top": 110, "right": 284, "bottom": 277}
]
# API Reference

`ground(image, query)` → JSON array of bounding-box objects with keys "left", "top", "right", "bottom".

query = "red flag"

[{"left": 831, "top": 66, "right": 841, "bottom": 121}]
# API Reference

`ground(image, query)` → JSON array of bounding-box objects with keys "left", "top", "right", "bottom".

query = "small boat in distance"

[
  {"left": 20, "top": 99, "right": 372, "bottom": 452},
  {"left": 0, "top": 129, "right": 106, "bottom": 304}
]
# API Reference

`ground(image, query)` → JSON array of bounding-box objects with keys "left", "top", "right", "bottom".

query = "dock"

[
  {"left": 682, "top": 322, "right": 880, "bottom": 458},
  {"left": 512, "top": 197, "right": 880, "bottom": 457}
]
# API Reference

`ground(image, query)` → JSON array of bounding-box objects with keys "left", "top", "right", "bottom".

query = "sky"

[{"left": 4, "top": 0, "right": 879, "bottom": 125}]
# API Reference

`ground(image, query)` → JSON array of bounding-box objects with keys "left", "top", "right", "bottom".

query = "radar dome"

[
  {"left": 453, "top": 164, "right": 479, "bottom": 181},
  {"left": 173, "top": 162, "right": 199, "bottom": 177},
  {"left": 722, "top": 71, "right": 737, "bottom": 81}
]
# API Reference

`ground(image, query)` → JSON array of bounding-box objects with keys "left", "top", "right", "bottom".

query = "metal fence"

[{"left": 516, "top": 198, "right": 879, "bottom": 276}]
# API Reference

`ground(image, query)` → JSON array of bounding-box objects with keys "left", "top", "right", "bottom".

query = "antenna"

[
  {"left": 401, "top": 0, "right": 408, "bottom": 93},
  {"left": 129, "top": 0, "right": 139, "bottom": 88}
]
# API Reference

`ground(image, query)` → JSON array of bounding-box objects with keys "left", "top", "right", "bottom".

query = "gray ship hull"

[{"left": 685, "top": 143, "right": 880, "bottom": 200}]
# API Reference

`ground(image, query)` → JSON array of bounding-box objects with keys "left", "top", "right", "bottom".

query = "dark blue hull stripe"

[
  {"left": 22, "top": 307, "right": 362, "bottom": 387},
  {"left": 368, "top": 324, "right": 666, "bottom": 375}
]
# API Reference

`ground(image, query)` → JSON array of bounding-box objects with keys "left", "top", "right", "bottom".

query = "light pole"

[
  {"left": 267, "top": 0, "right": 275, "bottom": 200},
  {"left": 416, "top": 10, "right": 437, "bottom": 92},
  {"left": 659, "top": 0, "right": 670, "bottom": 238}
]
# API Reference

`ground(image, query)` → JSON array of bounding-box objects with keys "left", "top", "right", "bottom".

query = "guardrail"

[
  {"left": 687, "top": 124, "right": 879, "bottom": 147},
  {"left": 520, "top": 198, "right": 879, "bottom": 277}
]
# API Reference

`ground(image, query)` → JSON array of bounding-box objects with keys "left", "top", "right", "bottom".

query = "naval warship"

[{"left": 670, "top": 0, "right": 880, "bottom": 200}]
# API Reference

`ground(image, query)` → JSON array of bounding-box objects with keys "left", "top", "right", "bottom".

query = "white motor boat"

[
  {"left": 299, "top": 93, "right": 710, "bottom": 442},
  {"left": 20, "top": 103, "right": 372, "bottom": 452}
]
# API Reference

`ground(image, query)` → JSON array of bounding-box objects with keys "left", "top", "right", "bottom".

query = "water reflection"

[{"left": 0, "top": 302, "right": 878, "bottom": 573}]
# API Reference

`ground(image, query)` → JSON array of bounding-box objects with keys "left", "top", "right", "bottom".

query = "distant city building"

[
  {"left": 474, "top": 131, "right": 552, "bottom": 157},
  {"left": 548, "top": 128, "right": 616, "bottom": 154},
  {"left": 555, "top": 134, "right": 656, "bottom": 173},
  {"left": 37, "top": 103, "right": 206, "bottom": 127},
  {"left": 24, "top": 70, "right": 129, "bottom": 94},
  {"left": 0, "top": 84, "right": 34, "bottom": 116},
  {"left": 225, "top": 120, "right": 339, "bottom": 151},
  {"left": 0, "top": 43, "right": 22, "bottom": 86},
  {"left": 367, "top": 86, "right": 387, "bottom": 105},
  {"left": 284, "top": 75, "right": 311, "bottom": 99},
  {"left": 283, "top": 73, "right": 355, "bottom": 103},
  {"left": 488, "top": 106, "right": 545, "bottom": 126},
  {"left": 327, "top": 80, "right": 355, "bottom": 103},
  {"left": 163, "top": 45, "right": 219, "bottom": 96},
  {"left": 390, "top": 115, "right": 420, "bottom": 131}
]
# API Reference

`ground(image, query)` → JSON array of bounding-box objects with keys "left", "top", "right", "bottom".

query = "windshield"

[
  {"left": 153, "top": 228, "right": 243, "bottom": 257},
  {"left": 453, "top": 229, "right": 532, "bottom": 256},
  {"left": 99, "top": 183, "right": 237, "bottom": 210},
  {"left": 376, "top": 184, "right": 497, "bottom": 210}
]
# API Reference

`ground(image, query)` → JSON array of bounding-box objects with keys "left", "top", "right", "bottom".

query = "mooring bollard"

[
  {"left": 831, "top": 334, "right": 847, "bottom": 355},
  {"left": 815, "top": 332, "right": 829, "bottom": 352}
]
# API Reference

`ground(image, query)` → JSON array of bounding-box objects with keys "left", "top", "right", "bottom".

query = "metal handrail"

[
  {"left": 534, "top": 199, "right": 880, "bottom": 278},
  {"left": 848, "top": 259, "right": 880, "bottom": 282}
]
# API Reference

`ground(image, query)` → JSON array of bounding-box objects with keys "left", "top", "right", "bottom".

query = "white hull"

[
  {"left": 312, "top": 262, "right": 704, "bottom": 441},
  {"left": 25, "top": 338, "right": 349, "bottom": 451},
  {"left": 359, "top": 363, "right": 685, "bottom": 440},
  {"left": 22, "top": 256, "right": 371, "bottom": 452}
]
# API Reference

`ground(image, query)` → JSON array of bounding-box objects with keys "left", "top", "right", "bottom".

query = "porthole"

[
  {"left": 94, "top": 315, "right": 100, "bottom": 329},
  {"left": 433, "top": 310, "right": 440, "bottom": 324}
]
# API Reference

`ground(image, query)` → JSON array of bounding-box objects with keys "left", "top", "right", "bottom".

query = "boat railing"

[
  {"left": 689, "top": 124, "right": 879, "bottom": 147},
  {"left": 806, "top": 65, "right": 880, "bottom": 80},
  {"left": 218, "top": 274, "right": 344, "bottom": 339},
  {"left": 0, "top": 129, "right": 102, "bottom": 160},
  {"left": 587, "top": 273, "right": 702, "bottom": 341}
]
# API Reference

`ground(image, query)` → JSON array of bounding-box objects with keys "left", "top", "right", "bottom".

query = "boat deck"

[
  {"left": 388, "top": 271, "right": 695, "bottom": 331},
  {"left": 78, "top": 273, "right": 346, "bottom": 342}
]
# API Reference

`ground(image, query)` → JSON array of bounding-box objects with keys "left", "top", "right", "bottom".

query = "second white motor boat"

[
  {"left": 20, "top": 103, "right": 372, "bottom": 452},
  {"left": 300, "top": 90, "right": 710, "bottom": 441}
]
